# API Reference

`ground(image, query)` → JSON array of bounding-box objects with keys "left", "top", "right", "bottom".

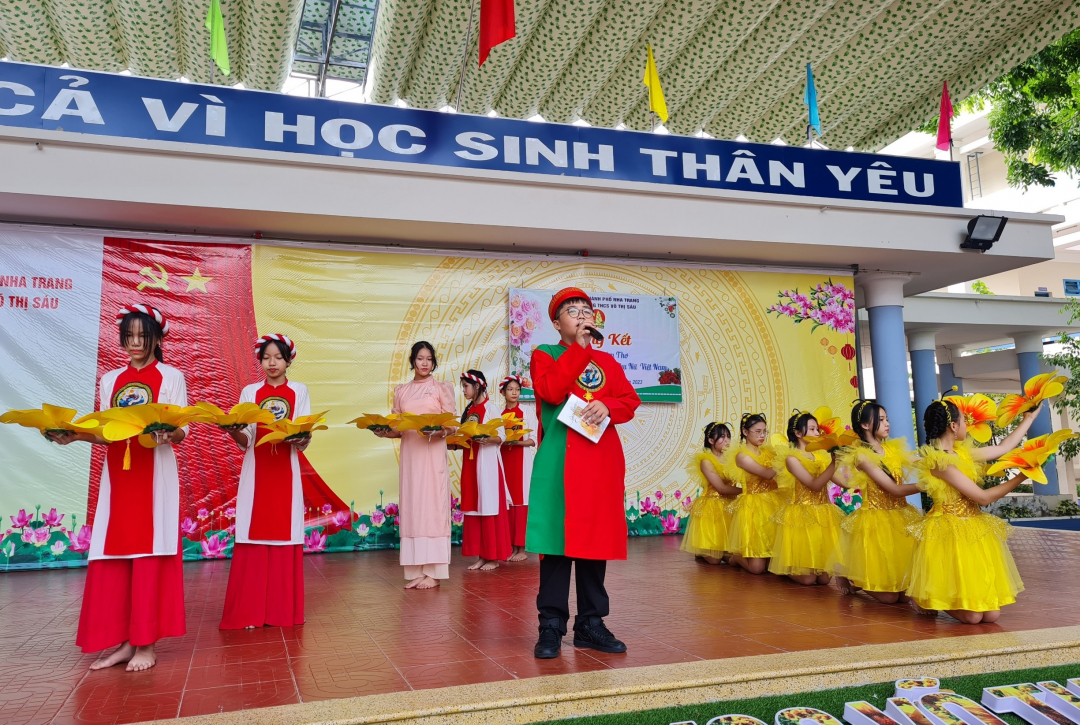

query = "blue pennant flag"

[{"left": 804, "top": 63, "right": 821, "bottom": 137}]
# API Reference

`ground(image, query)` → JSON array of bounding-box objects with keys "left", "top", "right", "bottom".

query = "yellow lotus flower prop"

[
  {"left": 1, "top": 404, "right": 102, "bottom": 437},
  {"left": 76, "top": 403, "right": 210, "bottom": 469},
  {"left": 347, "top": 413, "right": 401, "bottom": 433},
  {"left": 996, "top": 373, "right": 1067, "bottom": 428},
  {"left": 395, "top": 412, "right": 457, "bottom": 434},
  {"left": 985, "top": 429, "right": 1076, "bottom": 484},
  {"left": 803, "top": 406, "right": 859, "bottom": 452},
  {"left": 945, "top": 393, "right": 998, "bottom": 443},
  {"left": 256, "top": 411, "right": 330, "bottom": 447},
  {"left": 504, "top": 426, "right": 533, "bottom": 443},
  {"left": 455, "top": 419, "right": 506, "bottom": 459},
  {"left": 194, "top": 401, "right": 276, "bottom": 428}
]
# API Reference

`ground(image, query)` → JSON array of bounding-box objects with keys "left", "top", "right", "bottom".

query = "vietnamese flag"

[{"left": 479, "top": 0, "right": 515, "bottom": 66}]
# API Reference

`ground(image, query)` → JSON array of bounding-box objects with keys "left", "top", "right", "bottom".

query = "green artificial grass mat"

[{"left": 549, "top": 662, "right": 1080, "bottom": 725}]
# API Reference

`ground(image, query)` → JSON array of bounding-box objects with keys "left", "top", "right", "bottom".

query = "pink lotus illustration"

[
  {"left": 639, "top": 497, "right": 661, "bottom": 517},
  {"left": 385, "top": 503, "right": 399, "bottom": 517},
  {"left": 661, "top": 513, "right": 680, "bottom": 534},
  {"left": 332, "top": 511, "right": 351, "bottom": 527},
  {"left": 304, "top": 530, "right": 327, "bottom": 552},
  {"left": 356, "top": 523, "right": 370, "bottom": 537},
  {"left": 674, "top": 490, "right": 682, "bottom": 500},
  {"left": 451, "top": 510, "right": 465, "bottom": 525},
  {"left": 321, "top": 503, "right": 333, "bottom": 515},
  {"left": 68, "top": 525, "right": 92, "bottom": 552},
  {"left": 1, "top": 542, "right": 13, "bottom": 558},
  {"left": 226, "top": 525, "right": 235, "bottom": 535},
  {"left": 655, "top": 490, "right": 664, "bottom": 500},
  {"left": 841, "top": 491, "right": 854, "bottom": 505},
  {"left": 682, "top": 496, "right": 694, "bottom": 510},
  {"left": 29, "top": 527, "right": 50, "bottom": 547},
  {"left": 197, "top": 508, "right": 209, "bottom": 520},
  {"left": 180, "top": 517, "right": 197, "bottom": 536},
  {"left": 393, "top": 516, "right": 400, "bottom": 526},
  {"left": 42, "top": 508, "right": 64, "bottom": 527},
  {"left": 371, "top": 510, "right": 386, "bottom": 527},
  {"left": 224, "top": 506, "right": 236, "bottom": 518},
  {"left": 50, "top": 541, "right": 66, "bottom": 557},
  {"left": 10, "top": 510, "right": 31, "bottom": 528},
  {"left": 201, "top": 534, "right": 228, "bottom": 558},
  {"left": 450, "top": 495, "right": 460, "bottom": 509}
]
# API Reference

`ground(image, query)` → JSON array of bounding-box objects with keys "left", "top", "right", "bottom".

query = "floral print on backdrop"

[
  {"left": 2, "top": 497, "right": 467, "bottom": 569},
  {"left": 507, "top": 289, "right": 546, "bottom": 390},
  {"left": 768, "top": 279, "right": 859, "bottom": 390}
]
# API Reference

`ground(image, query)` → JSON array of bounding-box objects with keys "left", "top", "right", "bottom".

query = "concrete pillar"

[
  {"left": 858, "top": 272, "right": 921, "bottom": 508},
  {"left": 1012, "top": 331, "right": 1059, "bottom": 495},
  {"left": 908, "top": 329, "right": 939, "bottom": 446},
  {"left": 937, "top": 346, "right": 964, "bottom": 395}
]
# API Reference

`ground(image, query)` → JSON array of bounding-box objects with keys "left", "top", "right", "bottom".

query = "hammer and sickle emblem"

[{"left": 136, "top": 264, "right": 170, "bottom": 292}]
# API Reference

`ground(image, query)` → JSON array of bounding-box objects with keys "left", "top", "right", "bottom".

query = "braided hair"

[
  {"left": 923, "top": 397, "right": 960, "bottom": 442},
  {"left": 460, "top": 369, "right": 488, "bottom": 423},
  {"left": 739, "top": 413, "right": 767, "bottom": 440},
  {"left": 786, "top": 410, "right": 817, "bottom": 446},
  {"left": 851, "top": 398, "right": 886, "bottom": 445},
  {"left": 703, "top": 422, "right": 732, "bottom": 450}
]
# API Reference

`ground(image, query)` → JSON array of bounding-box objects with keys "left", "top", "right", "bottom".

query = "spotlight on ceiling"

[{"left": 960, "top": 215, "right": 1008, "bottom": 252}]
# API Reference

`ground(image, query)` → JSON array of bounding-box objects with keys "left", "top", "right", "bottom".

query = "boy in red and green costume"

[{"left": 527, "top": 287, "right": 641, "bottom": 659}]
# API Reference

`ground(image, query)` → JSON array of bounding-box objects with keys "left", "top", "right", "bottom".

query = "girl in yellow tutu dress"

[
  {"left": 722, "top": 413, "right": 782, "bottom": 575},
  {"left": 769, "top": 411, "right": 842, "bottom": 585},
  {"left": 681, "top": 422, "right": 739, "bottom": 564},
  {"left": 830, "top": 400, "right": 922, "bottom": 604},
  {"left": 909, "top": 398, "right": 1038, "bottom": 624}
]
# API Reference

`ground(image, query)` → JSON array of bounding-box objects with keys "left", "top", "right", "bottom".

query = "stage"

[{"left": 3, "top": 530, "right": 1080, "bottom": 725}]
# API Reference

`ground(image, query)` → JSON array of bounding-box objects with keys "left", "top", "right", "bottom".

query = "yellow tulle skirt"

[
  {"left": 906, "top": 512, "right": 1024, "bottom": 612},
  {"left": 680, "top": 494, "right": 733, "bottom": 559},
  {"left": 726, "top": 491, "right": 784, "bottom": 559},
  {"left": 768, "top": 502, "right": 843, "bottom": 577},
  {"left": 827, "top": 505, "right": 922, "bottom": 592}
]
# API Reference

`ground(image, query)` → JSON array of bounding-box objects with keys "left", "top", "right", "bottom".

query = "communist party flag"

[
  {"left": 479, "top": 0, "right": 515, "bottom": 66},
  {"left": 87, "top": 238, "right": 348, "bottom": 533}
]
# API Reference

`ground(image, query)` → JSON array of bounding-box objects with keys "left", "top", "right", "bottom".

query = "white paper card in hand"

[{"left": 557, "top": 393, "right": 609, "bottom": 444}]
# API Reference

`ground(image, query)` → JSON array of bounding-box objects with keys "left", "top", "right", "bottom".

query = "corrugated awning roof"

[{"left": 1, "top": 0, "right": 1076, "bottom": 149}]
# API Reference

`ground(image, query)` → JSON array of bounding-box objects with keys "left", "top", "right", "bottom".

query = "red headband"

[
  {"left": 116, "top": 304, "right": 169, "bottom": 335},
  {"left": 460, "top": 372, "right": 487, "bottom": 390},
  {"left": 548, "top": 287, "right": 592, "bottom": 321},
  {"left": 255, "top": 334, "right": 296, "bottom": 360},
  {"left": 500, "top": 375, "right": 523, "bottom": 391}
]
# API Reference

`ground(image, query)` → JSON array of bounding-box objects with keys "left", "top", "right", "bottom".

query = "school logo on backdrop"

[
  {"left": 113, "top": 382, "right": 153, "bottom": 408},
  {"left": 260, "top": 397, "right": 291, "bottom": 421}
]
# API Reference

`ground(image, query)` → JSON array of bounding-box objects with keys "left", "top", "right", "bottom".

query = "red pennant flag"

[
  {"left": 936, "top": 81, "right": 953, "bottom": 152},
  {"left": 479, "top": 0, "right": 515, "bottom": 67}
]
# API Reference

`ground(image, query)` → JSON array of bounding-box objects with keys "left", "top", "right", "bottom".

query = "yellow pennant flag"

[{"left": 643, "top": 43, "right": 668, "bottom": 124}]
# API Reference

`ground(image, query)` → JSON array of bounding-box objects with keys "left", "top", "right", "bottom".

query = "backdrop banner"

[
  {"left": 509, "top": 289, "right": 683, "bottom": 403},
  {"left": 0, "top": 231, "right": 858, "bottom": 569}
]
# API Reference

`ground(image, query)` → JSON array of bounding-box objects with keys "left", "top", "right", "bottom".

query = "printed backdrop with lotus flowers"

[{"left": 0, "top": 228, "right": 855, "bottom": 570}]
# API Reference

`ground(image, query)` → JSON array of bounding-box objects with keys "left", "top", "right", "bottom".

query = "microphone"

[{"left": 583, "top": 325, "right": 604, "bottom": 342}]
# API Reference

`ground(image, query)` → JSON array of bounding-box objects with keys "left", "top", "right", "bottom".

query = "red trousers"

[
  {"left": 76, "top": 549, "right": 186, "bottom": 653},
  {"left": 509, "top": 505, "right": 529, "bottom": 548},
  {"left": 220, "top": 543, "right": 304, "bottom": 629},
  {"left": 462, "top": 482, "right": 512, "bottom": 561}
]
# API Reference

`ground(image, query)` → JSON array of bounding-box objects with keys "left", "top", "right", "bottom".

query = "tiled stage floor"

[{"left": 3, "top": 529, "right": 1080, "bottom": 725}]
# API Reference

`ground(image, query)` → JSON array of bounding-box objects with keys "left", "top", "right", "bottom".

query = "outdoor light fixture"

[{"left": 961, "top": 215, "right": 1008, "bottom": 252}]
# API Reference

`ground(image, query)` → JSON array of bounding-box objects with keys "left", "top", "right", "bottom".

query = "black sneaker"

[
  {"left": 534, "top": 626, "right": 563, "bottom": 659},
  {"left": 573, "top": 618, "right": 627, "bottom": 654}
]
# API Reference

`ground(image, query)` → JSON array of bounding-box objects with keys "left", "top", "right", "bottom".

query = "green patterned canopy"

[{"left": 2, "top": 0, "right": 1077, "bottom": 149}]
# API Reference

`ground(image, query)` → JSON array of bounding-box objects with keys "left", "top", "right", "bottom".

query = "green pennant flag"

[{"left": 205, "top": 0, "right": 231, "bottom": 77}]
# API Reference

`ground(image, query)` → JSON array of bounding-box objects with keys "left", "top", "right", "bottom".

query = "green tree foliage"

[
  {"left": 1042, "top": 299, "right": 1080, "bottom": 462},
  {"left": 972, "top": 280, "right": 995, "bottom": 295},
  {"left": 919, "top": 28, "right": 1080, "bottom": 189}
]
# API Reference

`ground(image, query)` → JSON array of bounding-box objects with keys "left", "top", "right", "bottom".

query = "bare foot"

[
  {"left": 414, "top": 575, "right": 440, "bottom": 589},
  {"left": 834, "top": 576, "right": 856, "bottom": 595},
  {"left": 90, "top": 642, "right": 135, "bottom": 670},
  {"left": 405, "top": 575, "right": 426, "bottom": 589},
  {"left": 509, "top": 548, "right": 528, "bottom": 562},
  {"left": 245, "top": 625, "right": 256, "bottom": 630},
  {"left": 479, "top": 560, "right": 499, "bottom": 571},
  {"left": 467, "top": 559, "right": 485, "bottom": 570},
  {"left": 125, "top": 645, "right": 156, "bottom": 672}
]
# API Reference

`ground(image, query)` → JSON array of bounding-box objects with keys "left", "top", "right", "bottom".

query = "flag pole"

[{"left": 455, "top": 0, "right": 479, "bottom": 112}]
